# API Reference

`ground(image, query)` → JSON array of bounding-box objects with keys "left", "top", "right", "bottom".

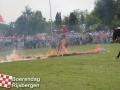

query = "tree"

[
  {"left": 69, "top": 12, "right": 77, "bottom": 30},
  {"left": 113, "top": 0, "right": 120, "bottom": 27},
  {"left": 14, "top": 6, "right": 45, "bottom": 35},
  {"left": 94, "top": 0, "right": 116, "bottom": 29},
  {"left": 85, "top": 13, "right": 100, "bottom": 30},
  {"left": 55, "top": 12, "right": 62, "bottom": 28},
  {"left": 115, "top": 0, "right": 120, "bottom": 19},
  {"left": 0, "top": 23, "right": 9, "bottom": 36},
  {"left": 15, "top": 15, "right": 27, "bottom": 35},
  {"left": 62, "top": 16, "right": 69, "bottom": 29},
  {"left": 31, "top": 10, "right": 44, "bottom": 34}
]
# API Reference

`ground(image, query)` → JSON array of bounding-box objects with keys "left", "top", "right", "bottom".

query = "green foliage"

[
  {"left": 55, "top": 12, "right": 62, "bottom": 28},
  {"left": 0, "top": 23, "right": 14, "bottom": 36},
  {"left": 84, "top": 0, "right": 120, "bottom": 31},
  {"left": 36, "top": 20, "right": 56, "bottom": 34},
  {"left": 94, "top": 0, "right": 115, "bottom": 24},
  {"left": 74, "top": 24, "right": 82, "bottom": 32},
  {"left": 62, "top": 16, "right": 69, "bottom": 29},
  {"left": 9, "top": 6, "right": 54, "bottom": 35},
  {"left": 69, "top": 12, "right": 77, "bottom": 30},
  {"left": 93, "top": 0, "right": 117, "bottom": 29},
  {"left": 85, "top": 14, "right": 99, "bottom": 29},
  {"left": 115, "top": 0, "right": 120, "bottom": 18},
  {"left": 113, "top": 0, "right": 120, "bottom": 27},
  {"left": 90, "top": 23, "right": 101, "bottom": 31}
]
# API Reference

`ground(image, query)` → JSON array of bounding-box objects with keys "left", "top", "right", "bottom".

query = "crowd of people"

[{"left": 0, "top": 30, "right": 119, "bottom": 51}]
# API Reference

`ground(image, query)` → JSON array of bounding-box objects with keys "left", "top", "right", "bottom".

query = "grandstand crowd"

[{"left": 0, "top": 30, "right": 119, "bottom": 50}]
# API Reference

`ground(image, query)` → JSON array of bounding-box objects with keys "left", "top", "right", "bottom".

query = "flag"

[
  {"left": 0, "top": 15, "right": 4, "bottom": 22},
  {"left": 0, "top": 74, "right": 12, "bottom": 88}
]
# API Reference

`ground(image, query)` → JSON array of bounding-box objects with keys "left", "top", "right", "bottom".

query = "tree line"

[{"left": 0, "top": 0, "right": 120, "bottom": 36}]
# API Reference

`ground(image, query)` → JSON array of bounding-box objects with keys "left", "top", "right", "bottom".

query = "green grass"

[{"left": 0, "top": 44, "right": 120, "bottom": 90}]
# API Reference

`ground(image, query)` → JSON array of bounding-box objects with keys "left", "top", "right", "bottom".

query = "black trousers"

[{"left": 116, "top": 51, "right": 120, "bottom": 59}]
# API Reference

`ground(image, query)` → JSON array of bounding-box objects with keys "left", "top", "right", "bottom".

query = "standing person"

[
  {"left": 89, "top": 34, "right": 93, "bottom": 44},
  {"left": 56, "top": 24, "right": 70, "bottom": 49},
  {"left": 57, "top": 37, "right": 62, "bottom": 51},
  {"left": 21, "top": 35, "right": 25, "bottom": 49},
  {"left": 51, "top": 39, "right": 56, "bottom": 49}
]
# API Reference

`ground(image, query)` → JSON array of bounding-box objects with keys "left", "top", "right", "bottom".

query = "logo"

[
  {"left": 0, "top": 74, "right": 40, "bottom": 89},
  {"left": 0, "top": 74, "right": 12, "bottom": 88}
]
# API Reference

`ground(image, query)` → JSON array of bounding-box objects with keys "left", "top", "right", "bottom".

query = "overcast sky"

[{"left": 0, "top": 0, "right": 95, "bottom": 24}]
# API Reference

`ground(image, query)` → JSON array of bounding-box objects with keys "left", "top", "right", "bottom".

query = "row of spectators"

[{"left": 0, "top": 30, "right": 119, "bottom": 50}]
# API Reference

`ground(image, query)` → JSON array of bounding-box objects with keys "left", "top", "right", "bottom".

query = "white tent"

[{"left": 116, "top": 27, "right": 120, "bottom": 29}]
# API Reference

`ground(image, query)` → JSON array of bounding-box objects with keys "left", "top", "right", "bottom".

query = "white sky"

[{"left": 0, "top": 0, "right": 95, "bottom": 24}]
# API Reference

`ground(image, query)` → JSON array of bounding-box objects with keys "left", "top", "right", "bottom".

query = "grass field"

[{"left": 0, "top": 44, "right": 120, "bottom": 90}]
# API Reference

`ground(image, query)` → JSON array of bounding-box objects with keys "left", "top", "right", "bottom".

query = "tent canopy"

[
  {"left": 0, "top": 15, "right": 4, "bottom": 22},
  {"left": 116, "top": 27, "right": 120, "bottom": 30}
]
